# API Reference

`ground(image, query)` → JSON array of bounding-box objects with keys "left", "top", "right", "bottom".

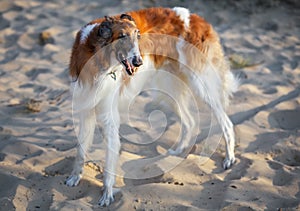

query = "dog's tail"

[{"left": 223, "top": 70, "right": 240, "bottom": 108}]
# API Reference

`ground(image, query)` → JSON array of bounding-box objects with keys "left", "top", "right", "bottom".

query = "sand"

[{"left": 0, "top": 0, "right": 300, "bottom": 210}]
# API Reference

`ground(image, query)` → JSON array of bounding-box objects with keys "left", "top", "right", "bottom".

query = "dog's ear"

[
  {"left": 120, "top": 14, "right": 134, "bottom": 22},
  {"left": 98, "top": 16, "right": 113, "bottom": 39},
  {"left": 104, "top": 16, "right": 114, "bottom": 23}
]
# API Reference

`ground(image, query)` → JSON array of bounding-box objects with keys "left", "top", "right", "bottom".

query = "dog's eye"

[
  {"left": 137, "top": 31, "right": 141, "bottom": 39},
  {"left": 118, "top": 33, "right": 127, "bottom": 39}
]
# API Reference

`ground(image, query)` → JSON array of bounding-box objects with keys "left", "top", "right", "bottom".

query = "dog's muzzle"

[{"left": 118, "top": 53, "right": 143, "bottom": 76}]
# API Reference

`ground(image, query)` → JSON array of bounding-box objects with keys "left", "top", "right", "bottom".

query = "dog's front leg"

[
  {"left": 66, "top": 109, "right": 96, "bottom": 186},
  {"left": 98, "top": 111, "right": 121, "bottom": 207}
]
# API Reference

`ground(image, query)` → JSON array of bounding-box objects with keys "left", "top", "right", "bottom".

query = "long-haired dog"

[{"left": 66, "top": 7, "right": 238, "bottom": 206}]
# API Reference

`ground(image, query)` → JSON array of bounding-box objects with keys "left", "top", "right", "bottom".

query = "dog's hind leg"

[
  {"left": 66, "top": 109, "right": 96, "bottom": 186},
  {"left": 210, "top": 99, "right": 236, "bottom": 169},
  {"left": 192, "top": 68, "right": 237, "bottom": 169},
  {"left": 168, "top": 95, "right": 196, "bottom": 156}
]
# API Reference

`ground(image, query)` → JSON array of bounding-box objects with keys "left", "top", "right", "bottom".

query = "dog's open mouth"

[{"left": 118, "top": 52, "right": 136, "bottom": 76}]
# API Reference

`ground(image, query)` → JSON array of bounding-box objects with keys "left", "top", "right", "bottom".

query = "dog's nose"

[{"left": 132, "top": 56, "right": 143, "bottom": 67}]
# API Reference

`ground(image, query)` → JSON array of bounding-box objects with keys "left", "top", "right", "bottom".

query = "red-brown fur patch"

[{"left": 69, "top": 7, "right": 220, "bottom": 83}]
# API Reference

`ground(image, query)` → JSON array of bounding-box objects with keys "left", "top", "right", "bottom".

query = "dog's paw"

[
  {"left": 99, "top": 188, "right": 114, "bottom": 207},
  {"left": 223, "top": 156, "right": 236, "bottom": 170},
  {"left": 65, "top": 174, "right": 82, "bottom": 187}
]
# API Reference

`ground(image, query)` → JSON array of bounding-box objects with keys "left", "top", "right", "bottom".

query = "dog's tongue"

[{"left": 122, "top": 59, "right": 134, "bottom": 75}]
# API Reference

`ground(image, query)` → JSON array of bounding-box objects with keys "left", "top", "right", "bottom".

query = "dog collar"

[{"left": 107, "top": 71, "right": 117, "bottom": 81}]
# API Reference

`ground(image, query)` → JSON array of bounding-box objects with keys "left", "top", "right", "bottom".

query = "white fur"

[
  {"left": 67, "top": 51, "right": 238, "bottom": 205},
  {"left": 224, "top": 71, "right": 239, "bottom": 107},
  {"left": 176, "top": 37, "right": 187, "bottom": 65},
  {"left": 67, "top": 16, "right": 238, "bottom": 207},
  {"left": 173, "top": 7, "right": 190, "bottom": 29},
  {"left": 80, "top": 23, "right": 99, "bottom": 44}
]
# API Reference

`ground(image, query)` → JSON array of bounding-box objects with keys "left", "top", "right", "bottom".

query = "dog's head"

[
  {"left": 97, "top": 14, "right": 143, "bottom": 76},
  {"left": 70, "top": 14, "right": 144, "bottom": 81}
]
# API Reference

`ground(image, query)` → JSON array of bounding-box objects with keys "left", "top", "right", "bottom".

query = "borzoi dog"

[{"left": 66, "top": 7, "right": 238, "bottom": 206}]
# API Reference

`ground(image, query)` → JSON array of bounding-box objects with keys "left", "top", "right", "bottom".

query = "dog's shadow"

[{"left": 120, "top": 100, "right": 222, "bottom": 186}]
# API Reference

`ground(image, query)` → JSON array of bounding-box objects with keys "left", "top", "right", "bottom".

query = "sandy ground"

[{"left": 0, "top": 0, "right": 300, "bottom": 210}]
